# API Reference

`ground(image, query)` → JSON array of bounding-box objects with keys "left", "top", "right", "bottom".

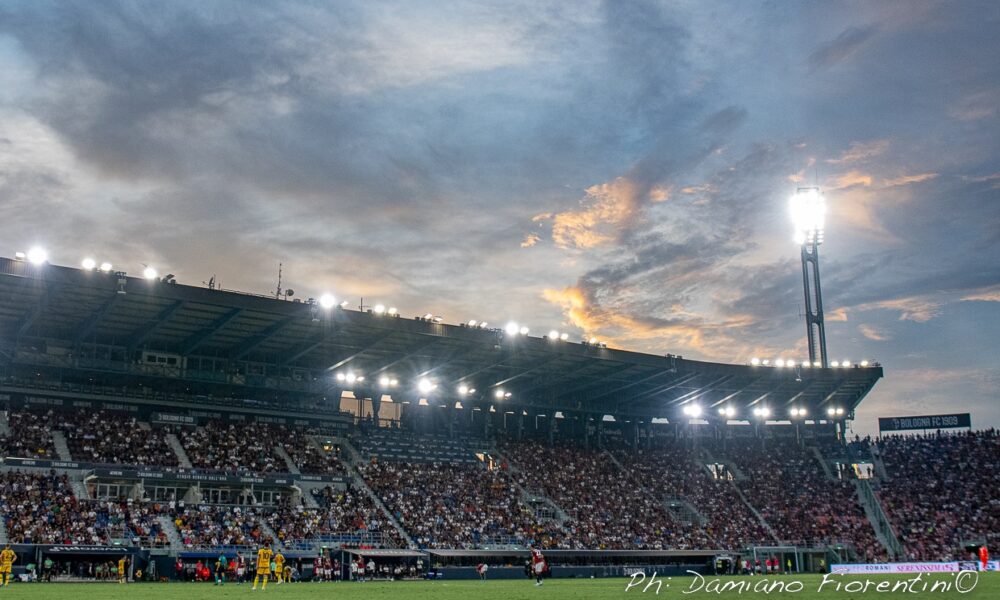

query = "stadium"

[
  {"left": 2, "top": 2, "right": 999, "bottom": 599},
  {"left": 0, "top": 250, "right": 996, "bottom": 599}
]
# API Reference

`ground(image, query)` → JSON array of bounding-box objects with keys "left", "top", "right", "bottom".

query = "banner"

[
  {"left": 832, "top": 561, "right": 999, "bottom": 574},
  {"left": 878, "top": 413, "right": 971, "bottom": 432},
  {"left": 151, "top": 412, "right": 196, "bottom": 425}
]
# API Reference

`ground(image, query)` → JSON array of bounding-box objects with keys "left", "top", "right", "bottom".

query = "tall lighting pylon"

[{"left": 790, "top": 187, "right": 828, "bottom": 368}]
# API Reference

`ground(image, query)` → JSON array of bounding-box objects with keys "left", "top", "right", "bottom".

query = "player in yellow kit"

[
  {"left": 0, "top": 545, "right": 15, "bottom": 587},
  {"left": 117, "top": 556, "right": 127, "bottom": 584},
  {"left": 252, "top": 543, "right": 273, "bottom": 591},
  {"left": 273, "top": 550, "right": 285, "bottom": 584}
]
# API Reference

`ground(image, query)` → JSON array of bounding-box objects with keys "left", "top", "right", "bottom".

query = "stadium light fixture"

[
  {"left": 753, "top": 406, "right": 771, "bottom": 418},
  {"left": 340, "top": 300, "right": 350, "bottom": 308},
  {"left": 423, "top": 313, "right": 433, "bottom": 320},
  {"left": 860, "top": 360, "right": 870, "bottom": 367},
  {"left": 836, "top": 407, "right": 845, "bottom": 416},
  {"left": 725, "top": 406, "right": 736, "bottom": 418},
  {"left": 98, "top": 262, "right": 112, "bottom": 273},
  {"left": 468, "top": 320, "right": 478, "bottom": 327},
  {"left": 458, "top": 384, "right": 469, "bottom": 396},
  {"left": 319, "top": 293, "right": 337, "bottom": 309},
  {"left": 843, "top": 359, "right": 850, "bottom": 367},
  {"left": 387, "top": 307, "right": 398, "bottom": 316},
  {"left": 379, "top": 376, "right": 397, "bottom": 388},
  {"left": 790, "top": 187, "right": 826, "bottom": 246},
  {"left": 830, "top": 361, "right": 840, "bottom": 368},
  {"left": 494, "top": 388, "right": 505, "bottom": 399},
  {"left": 775, "top": 358, "right": 786, "bottom": 368},
  {"left": 417, "top": 378, "right": 435, "bottom": 394},
  {"left": 750, "top": 357, "right": 761, "bottom": 366},
  {"left": 559, "top": 332, "right": 569, "bottom": 341},
  {"left": 14, "top": 252, "right": 25, "bottom": 260},
  {"left": 143, "top": 266, "right": 158, "bottom": 280},
  {"left": 81, "top": 258, "right": 97, "bottom": 270},
  {"left": 519, "top": 326, "right": 529, "bottom": 335},
  {"left": 504, "top": 321, "right": 520, "bottom": 335},
  {"left": 373, "top": 304, "right": 386, "bottom": 314},
  {"left": 26, "top": 247, "right": 48, "bottom": 265},
  {"left": 718, "top": 407, "right": 726, "bottom": 415},
  {"left": 455, "top": 401, "right": 464, "bottom": 409},
  {"left": 682, "top": 404, "right": 702, "bottom": 418},
  {"left": 548, "top": 330, "right": 560, "bottom": 339}
]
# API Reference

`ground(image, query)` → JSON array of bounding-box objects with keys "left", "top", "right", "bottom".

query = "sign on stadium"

[
  {"left": 832, "top": 561, "right": 998, "bottom": 574},
  {"left": 878, "top": 413, "right": 971, "bottom": 432}
]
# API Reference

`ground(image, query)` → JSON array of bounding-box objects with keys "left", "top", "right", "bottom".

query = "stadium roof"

[{"left": 0, "top": 257, "right": 881, "bottom": 419}]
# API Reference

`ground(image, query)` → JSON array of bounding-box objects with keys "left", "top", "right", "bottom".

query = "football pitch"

[{"left": 0, "top": 574, "right": 996, "bottom": 600}]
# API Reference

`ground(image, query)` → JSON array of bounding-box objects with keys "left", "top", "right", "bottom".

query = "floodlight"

[
  {"left": 494, "top": 388, "right": 505, "bottom": 399},
  {"left": 775, "top": 359, "right": 786, "bottom": 368},
  {"left": 335, "top": 373, "right": 346, "bottom": 382},
  {"left": 423, "top": 313, "right": 433, "bottom": 320},
  {"left": 14, "top": 252, "right": 25, "bottom": 260},
  {"left": 860, "top": 360, "right": 869, "bottom": 367},
  {"left": 799, "top": 408, "right": 807, "bottom": 417},
  {"left": 455, "top": 401, "right": 464, "bottom": 410},
  {"left": 760, "top": 407, "right": 771, "bottom": 418},
  {"left": 340, "top": 300, "right": 350, "bottom": 308},
  {"left": 588, "top": 337, "right": 598, "bottom": 344},
  {"left": 478, "top": 322, "right": 488, "bottom": 328},
  {"left": 319, "top": 294, "right": 336, "bottom": 309},
  {"left": 505, "top": 322, "right": 520, "bottom": 335},
  {"left": 843, "top": 359, "right": 850, "bottom": 367},
  {"left": 750, "top": 357, "right": 761, "bottom": 366},
  {"left": 81, "top": 258, "right": 96, "bottom": 270},
  {"left": 373, "top": 304, "right": 386, "bottom": 314},
  {"left": 827, "top": 407, "right": 836, "bottom": 416},
  {"left": 836, "top": 407, "right": 845, "bottom": 416},
  {"left": 468, "top": 320, "right": 478, "bottom": 327},
  {"left": 762, "top": 359, "right": 770, "bottom": 366},
  {"left": 504, "top": 392, "right": 512, "bottom": 398},
  {"left": 813, "top": 361, "right": 821, "bottom": 367},
  {"left": 559, "top": 333, "right": 569, "bottom": 341},
  {"left": 417, "top": 378, "right": 434, "bottom": 394},
  {"left": 519, "top": 326, "right": 529, "bottom": 335},
  {"left": 142, "top": 266, "right": 158, "bottom": 280},
  {"left": 790, "top": 408, "right": 799, "bottom": 417},
  {"left": 830, "top": 361, "right": 840, "bottom": 368},
  {"left": 26, "top": 247, "right": 48, "bottom": 265},
  {"left": 379, "top": 376, "right": 391, "bottom": 387},
  {"left": 548, "top": 330, "right": 559, "bottom": 339},
  {"left": 387, "top": 307, "right": 397, "bottom": 315},
  {"left": 725, "top": 407, "right": 736, "bottom": 418},
  {"left": 683, "top": 404, "right": 702, "bottom": 418},
  {"left": 718, "top": 407, "right": 726, "bottom": 415},
  {"left": 345, "top": 372, "right": 357, "bottom": 384},
  {"left": 458, "top": 384, "right": 469, "bottom": 395},
  {"left": 790, "top": 187, "right": 826, "bottom": 245}
]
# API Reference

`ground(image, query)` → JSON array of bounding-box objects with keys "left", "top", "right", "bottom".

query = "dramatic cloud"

[{"left": 1, "top": 0, "right": 998, "bottom": 435}]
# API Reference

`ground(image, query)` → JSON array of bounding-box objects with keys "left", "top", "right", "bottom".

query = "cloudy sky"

[{"left": 1, "top": 0, "right": 997, "bottom": 435}]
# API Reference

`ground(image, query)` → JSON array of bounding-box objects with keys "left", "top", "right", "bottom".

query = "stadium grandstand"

[{"left": 0, "top": 254, "right": 996, "bottom": 582}]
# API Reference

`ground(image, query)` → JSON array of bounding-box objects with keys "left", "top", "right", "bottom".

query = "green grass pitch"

[{"left": 0, "top": 574, "right": 996, "bottom": 599}]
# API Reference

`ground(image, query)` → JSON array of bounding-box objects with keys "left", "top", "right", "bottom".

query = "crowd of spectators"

[
  {"left": 876, "top": 430, "right": 1000, "bottom": 560},
  {"left": 0, "top": 470, "right": 167, "bottom": 546},
  {"left": 65, "top": 410, "right": 179, "bottom": 466},
  {"left": 266, "top": 485, "right": 403, "bottom": 547},
  {"left": 722, "top": 438, "right": 885, "bottom": 561},
  {"left": 1, "top": 410, "right": 57, "bottom": 458},
  {"left": 361, "top": 460, "right": 564, "bottom": 549},
  {"left": 173, "top": 504, "right": 273, "bottom": 548},
  {"left": 610, "top": 440, "right": 773, "bottom": 550},
  {"left": 501, "top": 440, "right": 707, "bottom": 550},
  {"left": 178, "top": 420, "right": 344, "bottom": 475}
]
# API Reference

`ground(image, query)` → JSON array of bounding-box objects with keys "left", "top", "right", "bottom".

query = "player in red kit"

[
  {"left": 980, "top": 545, "right": 989, "bottom": 571},
  {"left": 529, "top": 545, "right": 546, "bottom": 587}
]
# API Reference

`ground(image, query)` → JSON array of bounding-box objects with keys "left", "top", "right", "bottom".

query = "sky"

[{"left": 0, "top": 1, "right": 997, "bottom": 436}]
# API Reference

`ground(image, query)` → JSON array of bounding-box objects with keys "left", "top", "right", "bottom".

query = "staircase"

[
  {"left": 701, "top": 447, "right": 746, "bottom": 480},
  {"left": 728, "top": 480, "right": 780, "bottom": 543},
  {"left": 855, "top": 479, "right": 903, "bottom": 559},
  {"left": 869, "top": 445, "right": 891, "bottom": 481},
  {"left": 0, "top": 515, "right": 8, "bottom": 544},
  {"left": 604, "top": 449, "right": 707, "bottom": 527},
  {"left": 810, "top": 446, "right": 838, "bottom": 480},
  {"left": 493, "top": 448, "right": 570, "bottom": 527},
  {"left": 348, "top": 466, "right": 415, "bottom": 549},
  {"left": 259, "top": 519, "right": 283, "bottom": 549},
  {"left": 165, "top": 433, "right": 193, "bottom": 468},
  {"left": 51, "top": 430, "right": 72, "bottom": 461},
  {"left": 70, "top": 475, "right": 91, "bottom": 500},
  {"left": 0, "top": 410, "right": 10, "bottom": 437},
  {"left": 157, "top": 515, "right": 184, "bottom": 552},
  {"left": 274, "top": 445, "right": 301, "bottom": 474}
]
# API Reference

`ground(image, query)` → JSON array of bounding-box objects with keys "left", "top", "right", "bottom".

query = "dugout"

[
  {"left": 20, "top": 544, "right": 148, "bottom": 581},
  {"left": 426, "top": 549, "right": 721, "bottom": 580},
  {"left": 340, "top": 548, "right": 428, "bottom": 580}
]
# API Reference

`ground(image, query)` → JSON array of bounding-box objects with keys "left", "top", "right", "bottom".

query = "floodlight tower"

[{"left": 790, "top": 187, "right": 828, "bottom": 368}]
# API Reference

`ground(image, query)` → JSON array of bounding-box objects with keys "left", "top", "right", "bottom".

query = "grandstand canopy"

[{"left": 0, "top": 257, "right": 881, "bottom": 419}]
